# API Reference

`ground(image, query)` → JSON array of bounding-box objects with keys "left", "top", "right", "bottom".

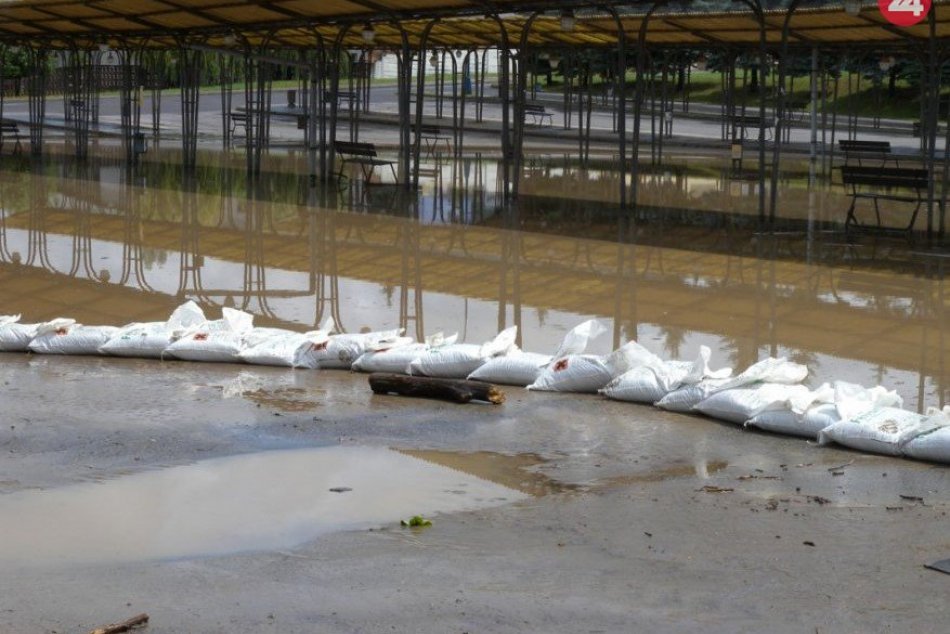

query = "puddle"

[
  {"left": 596, "top": 459, "right": 731, "bottom": 490},
  {"left": 0, "top": 446, "right": 530, "bottom": 566},
  {"left": 242, "top": 388, "right": 318, "bottom": 412},
  {"left": 398, "top": 449, "right": 582, "bottom": 497}
]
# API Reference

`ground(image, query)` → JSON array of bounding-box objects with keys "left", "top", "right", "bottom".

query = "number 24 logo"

[{"left": 888, "top": 0, "right": 924, "bottom": 16}]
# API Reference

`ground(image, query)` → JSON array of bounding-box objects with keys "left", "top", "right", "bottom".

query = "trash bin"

[
  {"left": 287, "top": 89, "right": 297, "bottom": 108},
  {"left": 133, "top": 132, "right": 147, "bottom": 154}
]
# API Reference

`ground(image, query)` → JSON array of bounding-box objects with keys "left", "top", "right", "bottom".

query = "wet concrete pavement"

[
  {"left": 1, "top": 352, "right": 949, "bottom": 633},
  {"left": 0, "top": 126, "right": 948, "bottom": 632}
]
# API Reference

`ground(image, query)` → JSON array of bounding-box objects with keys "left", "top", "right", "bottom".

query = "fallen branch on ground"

[
  {"left": 88, "top": 613, "right": 149, "bottom": 634},
  {"left": 369, "top": 373, "right": 505, "bottom": 404}
]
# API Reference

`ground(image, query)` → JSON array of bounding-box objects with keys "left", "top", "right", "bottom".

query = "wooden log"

[
  {"left": 88, "top": 613, "right": 149, "bottom": 634},
  {"left": 369, "top": 373, "right": 505, "bottom": 404}
]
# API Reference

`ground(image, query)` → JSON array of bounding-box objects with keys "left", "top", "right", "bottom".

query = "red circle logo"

[{"left": 879, "top": 0, "right": 931, "bottom": 26}]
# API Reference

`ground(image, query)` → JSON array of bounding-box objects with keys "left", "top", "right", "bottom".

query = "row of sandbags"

[{"left": 1, "top": 302, "right": 949, "bottom": 464}]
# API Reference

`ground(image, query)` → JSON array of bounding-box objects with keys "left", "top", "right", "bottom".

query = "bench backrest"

[
  {"left": 524, "top": 104, "right": 546, "bottom": 114},
  {"left": 324, "top": 90, "right": 356, "bottom": 102},
  {"left": 839, "top": 140, "right": 891, "bottom": 154},
  {"left": 840, "top": 165, "right": 929, "bottom": 189},
  {"left": 334, "top": 141, "right": 377, "bottom": 157},
  {"left": 0, "top": 122, "right": 18, "bottom": 132},
  {"left": 411, "top": 124, "right": 442, "bottom": 135}
]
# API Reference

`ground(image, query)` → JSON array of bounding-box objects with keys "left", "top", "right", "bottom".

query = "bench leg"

[{"left": 844, "top": 198, "right": 859, "bottom": 231}]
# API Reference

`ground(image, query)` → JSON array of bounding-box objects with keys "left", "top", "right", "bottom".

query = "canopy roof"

[{"left": 0, "top": 0, "right": 946, "bottom": 50}]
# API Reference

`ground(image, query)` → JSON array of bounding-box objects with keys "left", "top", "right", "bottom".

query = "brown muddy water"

[{"left": 0, "top": 144, "right": 947, "bottom": 415}]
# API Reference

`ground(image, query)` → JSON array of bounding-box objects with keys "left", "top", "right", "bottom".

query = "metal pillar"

[
  {"left": 63, "top": 48, "right": 95, "bottom": 160},
  {"left": 147, "top": 50, "right": 165, "bottom": 139},
  {"left": 631, "top": 2, "right": 664, "bottom": 212},
  {"left": 177, "top": 46, "right": 202, "bottom": 172},
  {"left": 412, "top": 19, "right": 440, "bottom": 190},
  {"left": 810, "top": 46, "right": 819, "bottom": 162},
  {"left": 26, "top": 48, "right": 48, "bottom": 157},
  {"left": 941, "top": 59, "right": 949, "bottom": 241},
  {"left": 769, "top": 0, "right": 803, "bottom": 225},
  {"left": 923, "top": 10, "right": 940, "bottom": 240},
  {"left": 220, "top": 52, "right": 237, "bottom": 148},
  {"left": 605, "top": 8, "right": 628, "bottom": 211},
  {"left": 327, "top": 29, "right": 349, "bottom": 183},
  {"left": 511, "top": 12, "right": 540, "bottom": 199},
  {"left": 118, "top": 47, "right": 143, "bottom": 167}
]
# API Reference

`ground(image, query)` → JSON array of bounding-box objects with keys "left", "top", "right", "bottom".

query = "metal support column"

[
  {"left": 26, "top": 48, "right": 48, "bottom": 157},
  {"left": 177, "top": 45, "right": 202, "bottom": 172}
]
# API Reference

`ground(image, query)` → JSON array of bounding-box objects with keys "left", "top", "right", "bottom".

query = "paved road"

[{"left": 3, "top": 84, "right": 941, "bottom": 155}]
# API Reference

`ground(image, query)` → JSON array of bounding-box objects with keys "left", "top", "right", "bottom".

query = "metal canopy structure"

[{"left": 0, "top": 0, "right": 947, "bottom": 50}]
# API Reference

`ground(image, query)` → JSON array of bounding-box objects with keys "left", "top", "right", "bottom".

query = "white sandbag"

[
  {"left": 468, "top": 319, "right": 606, "bottom": 386},
  {"left": 351, "top": 332, "right": 447, "bottom": 374},
  {"left": 28, "top": 319, "right": 119, "bottom": 356},
  {"left": 163, "top": 307, "right": 254, "bottom": 363},
  {"left": 529, "top": 340, "right": 662, "bottom": 393},
  {"left": 600, "top": 345, "right": 725, "bottom": 404},
  {"left": 657, "top": 356, "right": 804, "bottom": 414},
  {"left": 746, "top": 403, "right": 841, "bottom": 439},
  {"left": 654, "top": 377, "right": 732, "bottom": 412},
  {"left": 467, "top": 351, "right": 551, "bottom": 386},
  {"left": 550, "top": 319, "right": 608, "bottom": 358},
  {"left": 833, "top": 381, "right": 904, "bottom": 420},
  {"left": 694, "top": 383, "right": 814, "bottom": 425},
  {"left": 100, "top": 322, "right": 175, "bottom": 358},
  {"left": 410, "top": 326, "right": 517, "bottom": 378},
  {"left": 901, "top": 408, "right": 950, "bottom": 463},
  {"left": 712, "top": 357, "right": 808, "bottom": 392},
  {"left": 240, "top": 330, "right": 326, "bottom": 367},
  {"left": 409, "top": 343, "right": 486, "bottom": 378},
  {"left": 0, "top": 315, "right": 38, "bottom": 352},
  {"left": 295, "top": 330, "right": 410, "bottom": 370},
  {"left": 818, "top": 407, "right": 941, "bottom": 457},
  {"left": 526, "top": 354, "right": 613, "bottom": 393},
  {"left": 99, "top": 301, "right": 206, "bottom": 358},
  {"left": 746, "top": 381, "right": 903, "bottom": 440},
  {"left": 352, "top": 343, "right": 428, "bottom": 374},
  {"left": 601, "top": 365, "right": 674, "bottom": 403}
]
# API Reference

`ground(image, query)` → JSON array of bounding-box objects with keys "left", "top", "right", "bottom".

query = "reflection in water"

[
  {"left": 0, "top": 446, "right": 530, "bottom": 566},
  {"left": 0, "top": 145, "right": 947, "bottom": 412}
]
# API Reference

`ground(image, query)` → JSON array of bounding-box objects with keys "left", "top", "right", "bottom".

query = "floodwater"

[
  {"left": 0, "top": 143, "right": 947, "bottom": 412},
  {"left": 0, "top": 446, "right": 531, "bottom": 566}
]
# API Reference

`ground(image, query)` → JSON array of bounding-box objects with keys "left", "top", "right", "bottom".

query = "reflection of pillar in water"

[
  {"left": 313, "top": 210, "right": 343, "bottom": 331},
  {"left": 118, "top": 172, "right": 156, "bottom": 293},
  {"left": 397, "top": 219, "right": 424, "bottom": 342},
  {"left": 177, "top": 174, "right": 205, "bottom": 301},
  {"left": 497, "top": 227, "right": 523, "bottom": 348},
  {"left": 612, "top": 216, "right": 638, "bottom": 349}
]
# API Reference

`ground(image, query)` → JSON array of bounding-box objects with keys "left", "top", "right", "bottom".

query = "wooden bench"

[
  {"left": 839, "top": 140, "right": 894, "bottom": 166},
  {"left": 227, "top": 112, "right": 249, "bottom": 137},
  {"left": 840, "top": 165, "right": 929, "bottom": 235},
  {"left": 324, "top": 90, "right": 357, "bottom": 107},
  {"left": 0, "top": 120, "right": 23, "bottom": 155},
  {"left": 732, "top": 115, "right": 773, "bottom": 141},
  {"left": 523, "top": 103, "right": 553, "bottom": 126},
  {"left": 334, "top": 141, "right": 397, "bottom": 183},
  {"left": 411, "top": 123, "right": 451, "bottom": 155}
]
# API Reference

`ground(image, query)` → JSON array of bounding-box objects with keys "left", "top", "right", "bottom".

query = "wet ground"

[{"left": 0, "top": 139, "right": 949, "bottom": 632}]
